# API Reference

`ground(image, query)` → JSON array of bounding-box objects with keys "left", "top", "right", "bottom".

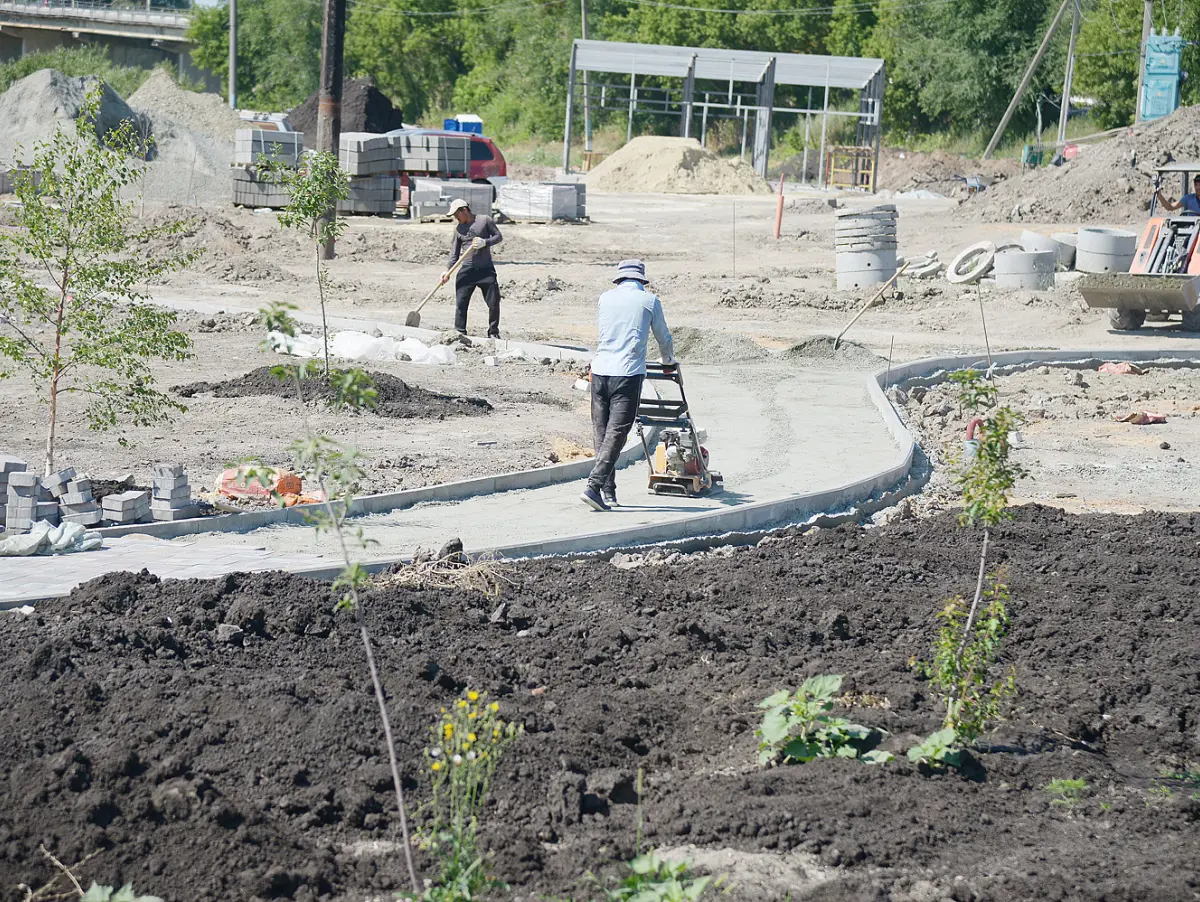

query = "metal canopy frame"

[{"left": 563, "top": 39, "right": 886, "bottom": 185}]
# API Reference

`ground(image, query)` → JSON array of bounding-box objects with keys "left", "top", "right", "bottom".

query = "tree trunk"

[
  {"left": 957, "top": 529, "right": 991, "bottom": 659},
  {"left": 317, "top": 246, "right": 330, "bottom": 378},
  {"left": 44, "top": 376, "right": 58, "bottom": 477}
]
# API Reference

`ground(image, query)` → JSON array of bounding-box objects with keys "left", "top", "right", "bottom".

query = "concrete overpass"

[{"left": 0, "top": 1, "right": 215, "bottom": 90}]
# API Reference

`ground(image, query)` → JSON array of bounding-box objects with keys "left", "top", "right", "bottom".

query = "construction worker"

[
  {"left": 441, "top": 198, "right": 503, "bottom": 338},
  {"left": 1157, "top": 174, "right": 1200, "bottom": 215},
  {"left": 581, "top": 259, "right": 675, "bottom": 512}
]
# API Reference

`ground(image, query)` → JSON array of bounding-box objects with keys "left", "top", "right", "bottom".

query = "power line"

[{"left": 615, "top": 0, "right": 958, "bottom": 16}]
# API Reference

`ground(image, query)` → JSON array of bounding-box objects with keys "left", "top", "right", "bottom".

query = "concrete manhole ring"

[{"left": 946, "top": 241, "right": 997, "bottom": 284}]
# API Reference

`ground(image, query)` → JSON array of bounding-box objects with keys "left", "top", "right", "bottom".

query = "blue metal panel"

[{"left": 1140, "top": 33, "right": 1184, "bottom": 122}]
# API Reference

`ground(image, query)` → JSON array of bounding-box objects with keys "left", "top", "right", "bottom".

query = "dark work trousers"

[
  {"left": 588, "top": 374, "right": 644, "bottom": 494},
  {"left": 454, "top": 269, "right": 501, "bottom": 337}
]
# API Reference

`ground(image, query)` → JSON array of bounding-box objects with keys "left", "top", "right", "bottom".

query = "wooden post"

[
  {"left": 982, "top": 0, "right": 1070, "bottom": 160},
  {"left": 1057, "top": 0, "right": 1080, "bottom": 145},
  {"left": 316, "top": 0, "right": 346, "bottom": 260},
  {"left": 1134, "top": 0, "right": 1154, "bottom": 122}
]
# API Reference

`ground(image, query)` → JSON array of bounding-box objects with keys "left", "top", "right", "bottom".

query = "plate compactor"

[{"left": 634, "top": 362, "right": 722, "bottom": 496}]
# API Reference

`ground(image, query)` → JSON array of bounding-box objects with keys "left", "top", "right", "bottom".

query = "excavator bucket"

[{"left": 1077, "top": 272, "right": 1200, "bottom": 312}]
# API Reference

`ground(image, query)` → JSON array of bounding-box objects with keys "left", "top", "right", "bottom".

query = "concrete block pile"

[
  {"left": 339, "top": 132, "right": 394, "bottom": 176},
  {"left": 497, "top": 182, "right": 587, "bottom": 222},
  {"left": 150, "top": 462, "right": 198, "bottom": 521},
  {"left": 231, "top": 168, "right": 290, "bottom": 209},
  {"left": 102, "top": 490, "right": 150, "bottom": 525},
  {"left": 410, "top": 177, "right": 492, "bottom": 220},
  {"left": 338, "top": 175, "right": 398, "bottom": 215},
  {"left": 58, "top": 476, "right": 103, "bottom": 526},
  {"left": 235, "top": 129, "right": 304, "bottom": 167},
  {"left": 6, "top": 471, "right": 56, "bottom": 530},
  {"left": 1, "top": 456, "right": 29, "bottom": 530}
]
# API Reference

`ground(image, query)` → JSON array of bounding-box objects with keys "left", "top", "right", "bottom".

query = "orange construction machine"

[{"left": 1078, "top": 162, "right": 1200, "bottom": 331}]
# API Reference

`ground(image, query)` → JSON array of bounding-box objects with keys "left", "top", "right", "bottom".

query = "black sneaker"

[
  {"left": 601, "top": 488, "right": 618, "bottom": 507},
  {"left": 580, "top": 486, "right": 611, "bottom": 511}
]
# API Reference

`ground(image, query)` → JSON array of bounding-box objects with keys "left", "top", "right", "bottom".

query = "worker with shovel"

[
  {"left": 441, "top": 198, "right": 504, "bottom": 338},
  {"left": 581, "top": 259, "right": 675, "bottom": 512}
]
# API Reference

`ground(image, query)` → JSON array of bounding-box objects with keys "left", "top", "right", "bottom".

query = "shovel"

[{"left": 404, "top": 245, "right": 474, "bottom": 328}]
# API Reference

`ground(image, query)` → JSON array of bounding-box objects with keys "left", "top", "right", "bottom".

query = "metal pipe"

[
  {"left": 580, "top": 0, "right": 591, "bottom": 153},
  {"left": 700, "top": 95, "right": 709, "bottom": 147},
  {"left": 227, "top": 0, "right": 236, "bottom": 109},
  {"left": 739, "top": 103, "right": 748, "bottom": 160},
  {"left": 802, "top": 86, "right": 812, "bottom": 185},
  {"left": 562, "top": 43, "right": 576, "bottom": 172},
  {"left": 817, "top": 64, "right": 830, "bottom": 187},
  {"left": 1135, "top": 0, "right": 1153, "bottom": 122},
  {"left": 1057, "top": 0, "right": 1080, "bottom": 145},
  {"left": 627, "top": 69, "right": 636, "bottom": 143}
]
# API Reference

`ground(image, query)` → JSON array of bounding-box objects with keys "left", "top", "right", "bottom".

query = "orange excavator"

[{"left": 1078, "top": 162, "right": 1200, "bottom": 331}]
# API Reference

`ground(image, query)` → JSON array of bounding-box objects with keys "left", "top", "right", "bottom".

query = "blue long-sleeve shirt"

[{"left": 590, "top": 279, "right": 675, "bottom": 377}]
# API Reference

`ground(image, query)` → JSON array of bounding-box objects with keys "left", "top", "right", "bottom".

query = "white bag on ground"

[{"left": 0, "top": 520, "right": 103, "bottom": 556}]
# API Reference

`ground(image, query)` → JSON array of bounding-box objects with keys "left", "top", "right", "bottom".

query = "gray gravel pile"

[
  {"left": 0, "top": 69, "right": 148, "bottom": 164},
  {"left": 128, "top": 69, "right": 243, "bottom": 142}
]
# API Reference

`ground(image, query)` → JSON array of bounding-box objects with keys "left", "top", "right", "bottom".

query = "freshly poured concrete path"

[{"left": 0, "top": 364, "right": 901, "bottom": 603}]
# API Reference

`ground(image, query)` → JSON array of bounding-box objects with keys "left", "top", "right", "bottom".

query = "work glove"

[
  {"left": 471, "top": 237, "right": 486, "bottom": 251},
  {"left": 439, "top": 271, "right": 451, "bottom": 284}
]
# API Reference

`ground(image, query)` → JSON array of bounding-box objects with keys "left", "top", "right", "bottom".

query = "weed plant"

[
  {"left": 757, "top": 675, "right": 892, "bottom": 765},
  {"left": 1044, "top": 778, "right": 1089, "bottom": 807}
]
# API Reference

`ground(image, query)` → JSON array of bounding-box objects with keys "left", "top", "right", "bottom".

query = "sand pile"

[
  {"left": 586, "top": 136, "right": 771, "bottom": 195},
  {"left": 781, "top": 336, "right": 884, "bottom": 369},
  {"left": 962, "top": 103, "right": 1200, "bottom": 224},
  {"left": 288, "top": 77, "right": 405, "bottom": 137},
  {"left": 128, "top": 69, "right": 242, "bottom": 142},
  {"left": 0, "top": 69, "right": 148, "bottom": 163},
  {"left": 666, "top": 325, "right": 770, "bottom": 364}
]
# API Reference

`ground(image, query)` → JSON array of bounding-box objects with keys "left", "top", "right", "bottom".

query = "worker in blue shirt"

[
  {"left": 581, "top": 259, "right": 675, "bottom": 512},
  {"left": 1156, "top": 174, "right": 1200, "bottom": 215}
]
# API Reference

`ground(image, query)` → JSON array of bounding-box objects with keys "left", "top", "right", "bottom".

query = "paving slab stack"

[
  {"left": 1075, "top": 227, "right": 1138, "bottom": 274},
  {"left": 58, "top": 476, "right": 102, "bottom": 527},
  {"left": 410, "top": 178, "right": 493, "bottom": 220},
  {"left": 339, "top": 176, "right": 398, "bottom": 215},
  {"left": 835, "top": 205, "right": 898, "bottom": 290},
  {"left": 496, "top": 182, "right": 586, "bottom": 221},
  {"left": 151, "top": 463, "right": 199, "bottom": 521},
  {"left": 234, "top": 129, "right": 304, "bottom": 167},
  {"left": 102, "top": 490, "right": 150, "bottom": 525},
  {"left": 0, "top": 456, "right": 29, "bottom": 531},
  {"left": 6, "top": 471, "right": 56, "bottom": 531},
  {"left": 231, "top": 130, "right": 304, "bottom": 209},
  {"left": 339, "top": 132, "right": 394, "bottom": 176}
]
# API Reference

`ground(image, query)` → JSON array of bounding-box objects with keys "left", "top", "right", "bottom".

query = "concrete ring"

[{"left": 946, "top": 241, "right": 997, "bottom": 284}]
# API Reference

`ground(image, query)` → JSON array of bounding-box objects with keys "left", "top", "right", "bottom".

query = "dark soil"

[
  {"left": 173, "top": 367, "right": 492, "bottom": 419},
  {"left": 1, "top": 506, "right": 1197, "bottom": 902},
  {"left": 287, "top": 77, "right": 405, "bottom": 138}
]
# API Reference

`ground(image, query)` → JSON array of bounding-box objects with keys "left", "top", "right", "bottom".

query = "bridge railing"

[{"left": 0, "top": 0, "right": 192, "bottom": 28}]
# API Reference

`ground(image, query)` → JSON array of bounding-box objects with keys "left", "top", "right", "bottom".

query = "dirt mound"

[
  {"left": 586, "top": 136, "right": 771, "bottom": 195},
  {"left": 781, "top": 336, "right": 886, "bottom": 368},
  {"left": 667, "top": 325, "right": 770, "bottom": 364},
  {"left": 287, "top": 77, "right": 405, "bottom": 138},
  {"left": 875, "top": 147, "right": 1019, "bottom": 195},
  {"left": 128, "top": 70, "right": 243, "bottom": 142},
  {"left": 0, "top": 69, "right": 148, "bottom": 163},
  {"left": 0, "top": 507, "right": 1197, "bottom": 901},
  {"left": 962, "top": 103, "right": 1200, "bottom": 224},
  {"left": 173, "top": 366, "right": 493, "bottom": 419}
]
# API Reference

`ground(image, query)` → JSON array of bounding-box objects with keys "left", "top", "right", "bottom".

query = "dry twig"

[{"left": 377, "top": 554, "right": 513, "bottom": 598}]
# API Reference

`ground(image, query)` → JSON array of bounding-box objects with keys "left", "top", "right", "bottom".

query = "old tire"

[
  {"left": 1180, "top": 308, "right": 1200, "bottom": 332},
  {"left": 1109, "top": 309, "right": 1146, "bottom": 331}
]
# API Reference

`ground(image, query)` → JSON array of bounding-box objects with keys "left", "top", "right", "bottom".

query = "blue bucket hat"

[{"left": 613, "top": 259, "right": 649, "bottom": 284}]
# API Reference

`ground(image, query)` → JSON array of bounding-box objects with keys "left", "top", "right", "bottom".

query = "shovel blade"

[{"left": 404, "top": 311, "right": 421, "bottom": 328}]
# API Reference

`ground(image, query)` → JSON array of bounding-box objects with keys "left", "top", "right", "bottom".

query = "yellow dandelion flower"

[
  {"left": 443, "top": 724, "right": 454, "bottom": 738},
  {"left": 431, "top": 761, "right": 442, "bottom": 771},
  {"left": 467, "top": 690, "right": 480, "bottom": 701},
  {"left": 467, "top": 733, "right": 477, "bottom": 742},
  {"left": 457, "top": 700, "right": 468, "bottom": 709},
  {"left": 488, "top": 702, "right": 500, "bottom": 712},
  {"left": 468, "top": 711, "right": 478, "bottom": 720},
  {"left": 492, "top": 726, "right": 501, "bottom": 737}
]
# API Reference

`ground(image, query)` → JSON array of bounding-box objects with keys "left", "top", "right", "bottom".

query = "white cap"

[{"left": 448, "top": 198, "right": 470, "bottom": 215}]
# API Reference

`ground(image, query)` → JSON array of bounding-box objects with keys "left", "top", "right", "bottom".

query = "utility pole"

[
  {"left": 1056, "top": 0, "right": 1080, "bottom": 145},
  {"left": 316, "top": 0, "right": 346, "bottom": 260},
  {"left": 227, "top": 0, "right": 237, "bottom": 110},
  {"left": 1134, "top": 0, "right": 1154, "bottom": 123},
  {"left": 581, "top": 0, "right": 591, "bottom": 154},
  {"left": 982, "top": 0, "right": 1070, "bottom": 159}
]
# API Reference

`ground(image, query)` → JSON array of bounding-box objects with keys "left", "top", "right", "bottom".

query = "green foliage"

[
  {"left": 906, "top": 728, "right": 962, "bottom": 770},
  {"left": 80, "top": 884, "right": 163, "bottom": 902},
  {"left": 950, "top": 369, "right": 1027, "bottom": 529},
  {"left": 0, "top": 84, "right": 195, "bottom": 475},
  {"left": 756, "top": 675, "right": 887, "bottom": 765},
  {"left": 403, "top": 690, "right": 523, "bottom": 902},
  {"left": 0, "top": 47, "right": 151, "bottom": 99},
  {"left": 595, "top": 853, "right": 718, "bottom": 902},
  {"left": 263, "top": 152, "right": 350, "bottom": 377},
  {"left": 914, "top": 573, "right": 1016, "bottom": 743},
  {"left": 1044, "top": 778, "right": 1089, "bottom": 806}
]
